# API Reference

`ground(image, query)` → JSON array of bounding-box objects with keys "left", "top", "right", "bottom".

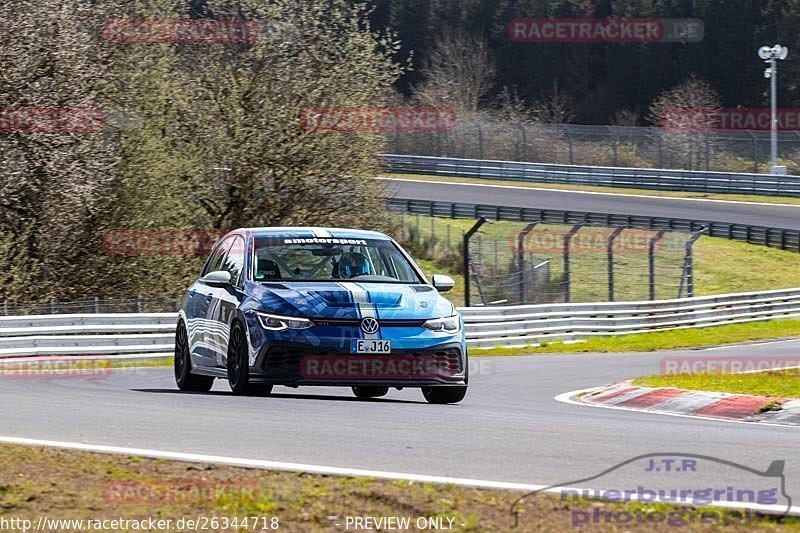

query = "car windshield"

[{"left": 252, "top": 236, "right": 423, "bottom": 283}]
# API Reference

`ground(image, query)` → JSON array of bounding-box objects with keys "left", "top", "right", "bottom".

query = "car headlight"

[
  {"left": 422, "top": 315, "right": 460, "bottom": 333},
  {"left": 255, "top": 312, "right": 314, "bottom": 331}
]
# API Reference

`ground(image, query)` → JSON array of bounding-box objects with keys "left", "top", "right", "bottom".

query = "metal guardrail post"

[
  {"left": 607, "top": 227, "right": 624, "bottom": 302},
  {"left": 648, "top": 230, "right": 666, "bottom": 300},
  {"left": 463, "top": 217, "right": 487, "bottom": 307},
  {"left": 563, "top": 225, "right": 582, "bottom": 303}
]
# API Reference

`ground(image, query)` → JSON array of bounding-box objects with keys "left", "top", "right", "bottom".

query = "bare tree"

[
  {"left": 531, "top": 81, "right": 576, "bottom": 124},
  {"left": 611, "top": 109, "right": 639, "bottom": 127},
  {"left": 0, "top": 0, "right": 117, "bottom": 301},
  {"left": 647, "top": 75, "right": 721, "bottom": 128},
  {"left": 0, "top": 0, "right": 406, "bottom": 301},
  {"left": 493, "top": 86, "right": 536, "bottom": 123},
  {"left": 412, "top": 30, "right": 495, "bottom": 116},
  {"left": 647, "top": 76, "right": 722, "bottom": 169}
]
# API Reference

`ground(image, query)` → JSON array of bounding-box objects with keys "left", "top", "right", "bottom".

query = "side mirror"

[
  {"left": 202, "top": 270, "right": 232, "bottom": 287},
  {"left": 431, "top": 274, "right": 455, "bottom": 293}
]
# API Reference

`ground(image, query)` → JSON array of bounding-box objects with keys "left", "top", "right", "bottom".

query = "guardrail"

[
  {"left": 461, "top": 287, "right": 800, "bottom": 347},
  {"left": 1, "top": 288, "right": 800, "bottom": 354},
  {"left": 384, "top": 154, "right": 800, "bottom": 198},
  {"left": 387, "top": 198, "right": 800, "bottom": 253},
  {"left": 0, "top": 314, "right": 176, "bottom": 357}
]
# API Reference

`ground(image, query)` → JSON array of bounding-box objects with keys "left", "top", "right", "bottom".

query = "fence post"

[
  {"left": 563, "top": 225, "right": 582, "bottom": 303},
  {"left": 519, "top": 123, "right": 528, "bottom": 161},
  {"left": 94, "top": 296, "right": 100, "bottom": 313},
  {"left": 657, "top": 135, "right": 663, "bottom": 167},
  {"left": 2, "top": 300, "right": 6, "bottom": 316},
  {"left": 611, "top": 139, "right": 618, "bottom": 167},
  {"left": 679, "top": 226, "right": 707, "bottom": 298},
  {"left": 748, "top": 131, "right": 758, "bottom": 173},
  {"left": 566, "top": 128, "right": 574, "bottom": 164},
  {"left": 463, "top": 218, "right": 487, "bottom": 307},
  {"left": 476, "top": 122, "right": 484, "bottom": 160},
  {"left": 136, "top": 294, "right": 142, "bottom": 313},
  {"left": 50, "top": 299, "right": 55, "bottom": 314},
  {"left": 648, "top": 230, "right": 666, "bottom": 300},
  {"left": 517, "top": 223, "right": 538, "bottom": 304},
  {"left": 607, "top": 227, "right": 624, "bottom": 302}
]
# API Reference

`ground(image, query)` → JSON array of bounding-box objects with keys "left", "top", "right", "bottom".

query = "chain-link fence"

[
  {"left": 390, "top": 213, "right": 703, "bottom": 305},
  {"left": 388, "top": 120, "right": 800, "bottom": 173},
  {"left": 0, "top": 295, "right": 183, "bottom": 316}
]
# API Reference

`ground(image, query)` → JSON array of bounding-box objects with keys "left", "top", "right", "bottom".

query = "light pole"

[{"left": 759, "top": 44, "right": 789, "bottom": 174}]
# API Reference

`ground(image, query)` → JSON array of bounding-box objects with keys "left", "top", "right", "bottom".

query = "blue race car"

[{"left": 175, "top": 227, "right": 468, "bottom": 404}]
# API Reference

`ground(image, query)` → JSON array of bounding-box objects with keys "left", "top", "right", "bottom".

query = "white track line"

[
  {"left": 554, "top": 388, "right": 800, "bottom": 430},
  {"left": 702, "top": 339, "right": 800, "bottom": 351},
  {"left": 0, "top": 435, "right": 539, "bottom": 490},
  {"left": 0, "top": 435, "right": 796, "bottom": 516},
  {"left": 379, "top": 177, "right": 800, "bottom": 209}
]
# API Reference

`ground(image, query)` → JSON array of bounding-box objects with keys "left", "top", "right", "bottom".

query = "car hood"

[{"left": 245, "top": 281, "right": 455, "bottom": 320}]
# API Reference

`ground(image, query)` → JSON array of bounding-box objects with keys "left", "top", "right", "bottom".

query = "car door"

[
  {"left": 189, "top": 236, "right": 234, "bottom": 369},
  {"left": 205, "top": 234, "right": 248, "bottom": 368}
]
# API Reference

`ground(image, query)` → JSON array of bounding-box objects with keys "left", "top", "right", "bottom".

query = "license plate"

[{"left": 352, "top": 339, "right": 391, "bottom": 354}]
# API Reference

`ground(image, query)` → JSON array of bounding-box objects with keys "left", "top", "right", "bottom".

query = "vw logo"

[{"left": 360, "top": 317, "right": 380, "bottom": 335}]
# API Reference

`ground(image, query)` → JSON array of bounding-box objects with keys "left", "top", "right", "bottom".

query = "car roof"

[{"left": 237, "top": 227, "right": 392, "bottom": 241}]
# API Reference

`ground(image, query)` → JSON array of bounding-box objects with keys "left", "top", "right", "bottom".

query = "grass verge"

[
  {"left": 470, "top": 319, "right": 800, "bottom": 356},
  {"left": 0, "top": 444, "right": 796, "bottom": 531},
  {"left": 633, "top": 369, "right": 800, "bottom": 399}
]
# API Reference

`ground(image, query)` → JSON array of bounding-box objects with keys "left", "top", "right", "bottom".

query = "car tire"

[
  {"left": 352, "top": 386, "right": 389, "bottom": 399},
  {"left": 227, "top": 321, "right": 273, "bottom": 396},
  {"left": 175, "top": 321, "right": 214, "bottom": 392},
  {"left": 421, "top": 386, "right": 467, "bottom": 404}
]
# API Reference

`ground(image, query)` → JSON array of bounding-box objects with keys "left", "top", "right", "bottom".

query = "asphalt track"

[
  {"left": 1, "top": 339, "right": 798, "bottom": 513},
  {"left": 381, "top": 177, "right": 800, "bottom": 230}
]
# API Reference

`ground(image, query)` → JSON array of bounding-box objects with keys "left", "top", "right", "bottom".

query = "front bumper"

[{"left": 250, "top": 341, "right": 467, "bottom": 387}]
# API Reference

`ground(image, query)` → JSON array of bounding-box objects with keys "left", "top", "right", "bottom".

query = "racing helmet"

[{"left": 338, "top": 252, "right": 371, "bottom": 278}]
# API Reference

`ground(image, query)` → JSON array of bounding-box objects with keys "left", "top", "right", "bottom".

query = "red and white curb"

[{"left": 565, "top": 381, "right": 800, "bottom": 426}]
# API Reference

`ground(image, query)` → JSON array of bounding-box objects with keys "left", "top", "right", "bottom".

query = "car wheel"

[
  {"left": 352, "top": 386, "right": 389, "bottom": 399},
  {"left": 422, "top": 386, "right": 467, "bottom": 404},
  {"left": 175, "top": 322, "right": 214, "bottom": 392},
  {"left": 227, "top": 321, "right": 272, "bottom": 396}
]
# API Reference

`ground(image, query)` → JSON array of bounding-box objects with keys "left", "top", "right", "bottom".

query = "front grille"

[
  {"left": 311, "top": 318, "right": 426, "bottom": 327},
  {"left": 261, "top": 344, "right": 463, "bottom": 376}
]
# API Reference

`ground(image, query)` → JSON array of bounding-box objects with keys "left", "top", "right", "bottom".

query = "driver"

[{"left": 337, "top": 252, "right": 371, "bottom": 278}]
